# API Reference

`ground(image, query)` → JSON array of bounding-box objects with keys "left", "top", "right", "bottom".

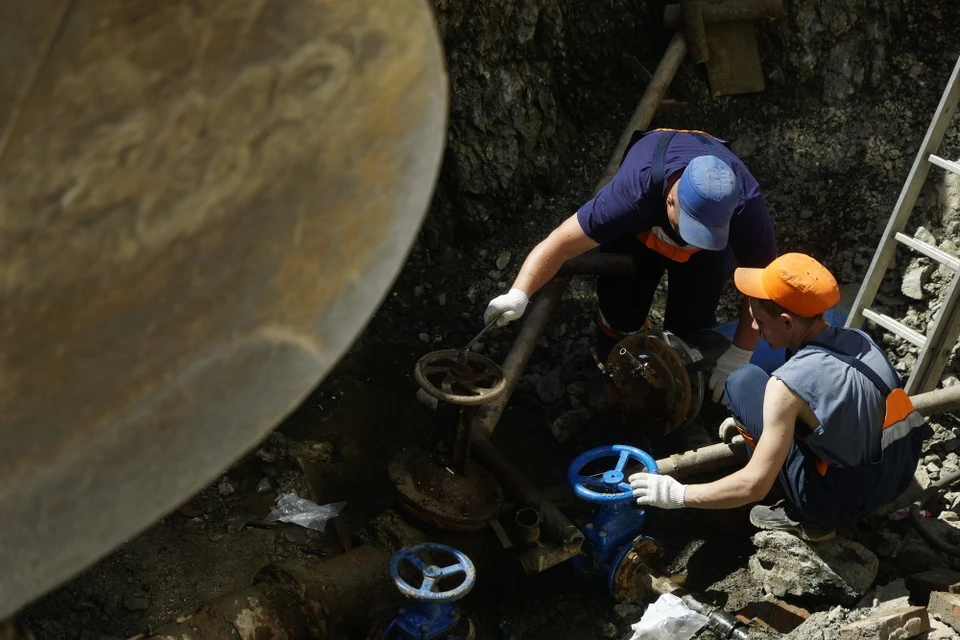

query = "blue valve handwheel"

[
  {"left": 390, "top": 542, "right": 476, "bottom": 603},
  {"left": 568, "top": 444, "right": 659, "bottom": 504}
]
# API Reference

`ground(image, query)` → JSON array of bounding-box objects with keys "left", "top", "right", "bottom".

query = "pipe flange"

[{"left": 388, "top": 447, "right": 503, "bottom": 532}]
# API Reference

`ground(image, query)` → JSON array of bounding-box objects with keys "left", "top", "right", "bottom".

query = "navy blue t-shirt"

[{"left": 576, "top": 130, "right": 777, "bottom": 268}]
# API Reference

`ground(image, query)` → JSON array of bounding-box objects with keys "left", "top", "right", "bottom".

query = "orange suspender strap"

[{"left": 635, "top": 230, "right": 700, "bottom": 263}]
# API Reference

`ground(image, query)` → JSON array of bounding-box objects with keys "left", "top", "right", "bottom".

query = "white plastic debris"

[
  {"left": 628, "top": 593, "right": 709, "bottom": 640},
  {"left": 265, "top": 492, "right": 346, "bottom": 532}
]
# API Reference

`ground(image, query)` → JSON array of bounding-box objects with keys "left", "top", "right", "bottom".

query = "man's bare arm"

[
  {"left": 683, "top": 377, "right": 803, "bottom": 509},
  {"left": 511, "top": 213, "right": 599, "bottom": 295}
]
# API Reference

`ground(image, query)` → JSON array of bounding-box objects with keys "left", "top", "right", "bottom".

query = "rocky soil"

[{"left": 13, "top": 1, "right": 960, "bottom": 639}]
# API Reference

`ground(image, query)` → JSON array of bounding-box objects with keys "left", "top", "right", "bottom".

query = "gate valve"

[
  {"left": 382, "top": 543, "right": 476, "bottom": 640},
  {"left": 567, "top": 445, "right": 660, "bottom": 593},
  {"left": 568, "top": 444, "right": 659, "bottom": 504}
]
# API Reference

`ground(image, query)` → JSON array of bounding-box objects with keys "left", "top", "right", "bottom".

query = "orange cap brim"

[{"left": 734, "top": 267, "right": 770, "bottom": 300}]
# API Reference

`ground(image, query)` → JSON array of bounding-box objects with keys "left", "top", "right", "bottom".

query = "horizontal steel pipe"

[
  {"left": 664, "top": 0, "right": 785, "bottom": 30},
  {"left": 557, "top": 252, "right": 638, "bottom": 277},
  {"left": 911, "top": 384, "right": 960, "bottom": 416},
  {"left": 649, "top": 437, "right": 749, "bottom": 479}
]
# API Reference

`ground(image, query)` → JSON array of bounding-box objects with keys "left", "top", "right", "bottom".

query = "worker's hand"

[
  {"left": 629, "top": 473, "right": 686, "bottom": 510},
  {"left": 718, "top": 416, "right": 741, "bottom": 443},
  {"left": 483, "top": 288, "right": 529, "bottom": 327},
  {"left": 708, "top": 344, "right": 753, "bottom": 404}
]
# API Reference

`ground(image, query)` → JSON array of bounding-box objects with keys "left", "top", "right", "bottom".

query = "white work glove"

[
  {"left": 629, "top": 472, "right": 686, "bottom": 510},
  {"left": 483, "top": 288, "right": 529, "bottom": 327},
  {"left": 718, "top": 416, "right": 740, "bottom": 443},
  {"left": 708, "top": 344, "right": 753, "bottom": 403}
]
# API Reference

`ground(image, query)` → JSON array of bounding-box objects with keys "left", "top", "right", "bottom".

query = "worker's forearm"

[
  {"left": 681, "top": 470, "right": 769, "bottom": 510},
  {"left": 511, "top": 239, "right": 572, "bottom": 295},
  {"left": 732, "top": 297, "right": 760, "bottom": 351}
]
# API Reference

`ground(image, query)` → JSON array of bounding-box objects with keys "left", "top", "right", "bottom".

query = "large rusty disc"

[
  {"left": 0, "top": 0, "right": 446, "bottom": 617},
  {"left": 388, "top": 448, "right": 503, "bottom": 532},
  {"left": 604, "top": 333, "right": 693, "bottom": 437}
]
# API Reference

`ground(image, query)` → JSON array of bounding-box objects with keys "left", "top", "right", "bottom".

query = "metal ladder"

[{"left": 846, "top": 55, "right": 960, "bottom": 394}]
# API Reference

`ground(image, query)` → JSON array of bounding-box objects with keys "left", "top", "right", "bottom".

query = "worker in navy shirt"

[{"left": 484, "top": 129, "right": 778, "bottom": 402}]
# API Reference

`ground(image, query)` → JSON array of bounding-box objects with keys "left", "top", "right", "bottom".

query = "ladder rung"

[
  {"left": 861, "top": 309, "right": 928, "bottom": 348},
  {"left": 894, "top": 232, "right": 960, "bottom": 270},
  {"left": 929, "top": 154, "right": 960, "bottom": 176}
]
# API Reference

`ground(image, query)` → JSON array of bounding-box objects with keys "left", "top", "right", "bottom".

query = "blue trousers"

[{"left": 723, "top": 365, "right": 926, "bottom": 527}]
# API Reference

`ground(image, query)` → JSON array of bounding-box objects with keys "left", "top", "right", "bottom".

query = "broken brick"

[
  {"left": 839, "top": 605, "right": 931, "bottom": 640},
  {"left": 928, "top": 591, "right": 960, "bottom": 633},
  {"left": 905, "top": 568, "right": 960, "bottom": 605},
  {"left": 735, "top": 598, "right": 810, "bottom": 634}
]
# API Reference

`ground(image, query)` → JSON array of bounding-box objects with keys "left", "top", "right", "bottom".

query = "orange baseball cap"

[{"left": 734, "top": 253, "right": 840, "bottom": 317}]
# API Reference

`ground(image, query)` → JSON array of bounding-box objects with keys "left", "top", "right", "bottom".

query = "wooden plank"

[{"left": 705, "top": 21, "right": 765, "bottom": 97}]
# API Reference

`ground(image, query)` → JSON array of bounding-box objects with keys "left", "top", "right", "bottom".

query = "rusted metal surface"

[
  {"left": 415, "top": 350, "right": 508, "bottom": 406},
  {"left": 388, "top": 448, "right": 504, "bottom": 532},
  {"left": 610, "top": 537, "right": 670, "bottom": 602},
  {"left": 514, "top": 507, "right": 542, "bottom": 547},
  {"left": 0, "top": 0, "right": 447, "bottom": 618},
  {"left": 604, "top": 334, "right": 694, "bottom": 438},
  {"left": 473, "top": 277, "right": 572, "bottom": 438},
  {"left": 470, "top": 436, "right": 584, "bottom": 549},
  {"left": 682, "top": 0, "right": 710, "bottom": 64},
  {"left": 139, "top": 584, "right": 313, "bottom": 640},
  {"left": 598, "top": 32, "right": 687, "bottom": 190},
  {"left": 664, "top": 0, "right": 786, "bottom": 29}
]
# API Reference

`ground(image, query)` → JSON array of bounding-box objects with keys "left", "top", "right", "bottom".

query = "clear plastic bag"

[
  {"left": 265, "top": 492, "right": 346, "bottom": 532},
  {"left": 628, "top": 593, "right": 709, "bottom": 640}
]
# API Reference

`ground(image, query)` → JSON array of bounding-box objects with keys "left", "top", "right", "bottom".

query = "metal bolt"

[
  {"left": 599, "top": 531, "right": 607, "bottom": 537},
  {"left": 585, "top": 523, "right": 594, "bottom": 529}
]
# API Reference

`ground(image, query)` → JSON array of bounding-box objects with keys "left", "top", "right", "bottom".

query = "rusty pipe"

[
  {"left": 141, "top": 545, "right": 399, "bottom": 639},
  {"left": 682, "top": 0, "right": 710, "bottom": 64},
  {"left": 557, "top": 252, "right": 638, "bottom": 277},
  {"left": 598, "top": 32, "right": 688, "bottom": 190},
  {"left": 648, "top": 436, "right": 750, "bottom": 479},
  {"left": 472, "top": 276, "right": 571, "bottom": 438},
  {"left": 471, "top": 436, "right": 584, "bottom": 550},
  {"left": 665, "top": 0, "right": 785, "bottom": 30},
  {"left": 515, "top": 507, "right": 542, "bottom": 547}
]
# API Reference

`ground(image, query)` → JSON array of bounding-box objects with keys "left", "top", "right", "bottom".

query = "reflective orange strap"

[
  {"left": 883, "top": 388, "right": 915, "bottom": 429},
  {"left": 636, "top": 231, "right": 700, "bottom": 263},
  {"left": 815, "top": 458, "right": 829, "bottom": 476}
]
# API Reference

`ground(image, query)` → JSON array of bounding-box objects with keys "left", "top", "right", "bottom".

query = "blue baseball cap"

[{"left": 676, "top": 155, "right": 738, "bottom": 251}]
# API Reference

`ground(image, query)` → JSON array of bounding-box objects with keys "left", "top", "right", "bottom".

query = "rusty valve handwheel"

[{"left": 414, "top": 349, "right": 507, "bottom": 406}]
